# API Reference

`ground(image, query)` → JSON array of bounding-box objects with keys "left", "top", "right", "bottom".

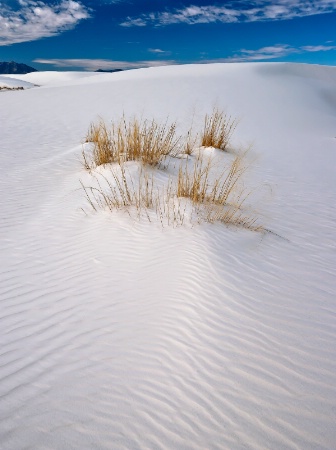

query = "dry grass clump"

[
  {"left": 83, "top": 116, "right": 180, "bottom": 169},
  {"left": 126, "top": 118, "right": 179, "bottom": 165},
  {"left": 184, "top": 128, "right": 199, "bottom": 156},
  {"left": 81, "top": 164, "right": 188, "bottom": 226},
  {"left": 176, "top": 153, "right": 262, "bottom": 230},
  {"left": 0, "top": 86, "right": 24, "bottom": 91},
  {"left": 84, "top": 120, "right": 113, "bottom": 168},
  {"left": 201, "top": 108, "right": 238, "bottom": 150},
  {"left": 81, "top": 110, "right": 264, "bottom": 232},
  {"left": 81, "top": 165, "right": 155, "bottom": 215},
  {"left": 177, "top": 154, "right": 211, "bottom": 203},
  {"left": 81, "top": 154, "right": 262, "bottom": 231},
  {"left": 83, "top": 108, "right": 239, "bottom": 168}
]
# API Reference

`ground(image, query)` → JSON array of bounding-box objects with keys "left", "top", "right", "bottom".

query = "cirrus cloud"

[
  {"left": 120, "top": 0, "right": 336, "bottom": 27},
  {"left": 207, "top": 43, "right": 336, "bottom": 63},
  {"left": 0, "top": 0, "right": 90, "bottom": 46}
]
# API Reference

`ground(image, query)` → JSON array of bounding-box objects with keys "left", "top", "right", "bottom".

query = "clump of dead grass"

[
  {"left": 0, "top": 86, "right": 25, "bottom": 92},
  {"left": 83, "top": 116, "right": 181, "bottom": 169},
  {"left": 83, "top": 119, "right": 113, "bottom": 168},
  {"left": 177, "top": 153, "right": 211, "bottom": 203},
  {"left": 201, "top": 108, "right": 238, "bottom": 150},
  {"left": 81, "top": 165, "right": 155, "bottom": 217},
  {"left": 81, "top": 155, "right": 262, "bottom": 231},
  {"left": 81, "top": 164, "right": 189, "bottom": 227},
  {"left": 176, "top": 153, "right": 262, "bottom": 230},
  {"left": 80, "top": 110, "right": 263, "bottom": 232}
]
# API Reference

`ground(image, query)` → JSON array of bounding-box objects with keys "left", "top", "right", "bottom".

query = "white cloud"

[
  {"left": 226, "top": 44, "right": 297, "bottom": 62},
  {"left": 148, "top": 48, "right": 165, "bottom": 53},
  {"left": 301, "top": 44, "right": 336, "bottom": 52},
  {"left": 216, "top": 43, "right": 336, "bottom": 62},
  {"left": 34, "top": 42, "right": 336, "bottom": 71},
  {"left": 121, "top": 0, "right": 336, "bottom": 27},
  {"left": 148, "top": 48, "right": 172, "bottom": 55},
  {"left": 0, "top": 0, "right": 90, "bottom": 46},
  {"left": 33, "top": 58, "right": 177, "bottom": 70}
]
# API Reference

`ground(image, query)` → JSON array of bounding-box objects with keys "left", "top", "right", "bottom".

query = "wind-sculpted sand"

[{"left": 0, "top": 63, "right": 335, "bottom": 449}]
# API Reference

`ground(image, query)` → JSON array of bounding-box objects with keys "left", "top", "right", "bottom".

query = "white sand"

[
  {"left": 0, "top": 75, "right": 35, "bottom": 89},
  {"left": 3, "top": 70, "right": 104, "bottom": 87},
  {"left": 0, "top": 63, "right": 335, "bottom": 449}
]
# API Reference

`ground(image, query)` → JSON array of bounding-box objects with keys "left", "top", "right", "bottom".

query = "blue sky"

[{"left": 0, "top": 0, "right": 336, "bottom": 70}]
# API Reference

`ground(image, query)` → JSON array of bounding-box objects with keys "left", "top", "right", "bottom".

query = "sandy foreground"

[{"left": 0, "top": 63, "right": 336, "bottom": 449}]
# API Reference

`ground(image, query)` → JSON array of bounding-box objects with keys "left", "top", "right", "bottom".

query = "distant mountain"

[
  {"left": 95, "top": 69, "right": 123, "bottom": 73},
  {"left": 0, "top": 61, "right": 37, "bottom": 74}
]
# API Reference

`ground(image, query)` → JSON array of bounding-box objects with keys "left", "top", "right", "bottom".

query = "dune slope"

[
  {"left": 0, "top": 75, "right": 35, "bottom": 89},
  {"left": 0, "top": 63, "right": 335, "bottom": 449}
]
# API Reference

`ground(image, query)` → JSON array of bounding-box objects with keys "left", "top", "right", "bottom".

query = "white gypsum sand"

[
  {"left": 0, "top": 63, "right": 335, "bottom": 449},
  {"left": 0, "top": 75, "right": 35, "bottom": 90}
]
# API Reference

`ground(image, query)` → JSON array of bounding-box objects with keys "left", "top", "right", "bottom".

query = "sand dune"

[
  {"left": 0, "top": 75, "right": 35, "bottom": 89},
  {"left": 0, "top": 63, "right": 335, "bottom": 449}
]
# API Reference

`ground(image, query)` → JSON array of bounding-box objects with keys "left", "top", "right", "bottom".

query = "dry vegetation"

[
  {"left": 83, "top": 116, "right": 180, "bottom": 169},
  {"left": 81, "top": 165, "right": 189, "bottom": 227},
  {"left": 83, "top": 108, "right": 238, "bottom": 170},
  {"left": 201, "top": 108, "right": 238, "bottom": 150},
  {"left": 81, "top": 109, "right": 263, "bottom": 231},
  {"left": 0, "top": 86, "right": 24, "bottom": 91},
  {"left": 176, "top": 153, "right": 261, "bottom": 229}
]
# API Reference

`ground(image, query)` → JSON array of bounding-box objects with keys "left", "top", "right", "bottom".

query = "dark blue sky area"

[{"left": 0, "top": 0, "right": 336, "bottom": 70}]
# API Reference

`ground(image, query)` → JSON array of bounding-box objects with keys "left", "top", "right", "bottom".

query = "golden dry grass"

[
  {"left": 81, "top": 111, "right": 263, "bottom": 231},
  {"left": 175, "top": 153, "right": 262, "bottom": 230},
  {"left": 81, "top": 155, "right": 262, "bottom": 231},
  {"left": 183, "top": 118, "right": 198, "bottom": 156},
  {"left": 177, "top": 154, "right": 211, "bottom": 203},
  {"left": 84, "top": 119, "right": 114, "bottom": 167},
  {"left": 83, "top": 116, "right": 181, "bottom": 169},
  {"left": 81, "top": 166, "right": 152, "bottom": 210},
  {"left": 201, "top": 108, "right": 238, "bottom": 150}
]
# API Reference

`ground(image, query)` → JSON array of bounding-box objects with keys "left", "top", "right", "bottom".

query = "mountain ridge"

[{"left": 0, "top": 61, "right": 37, "bottom": 74}]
